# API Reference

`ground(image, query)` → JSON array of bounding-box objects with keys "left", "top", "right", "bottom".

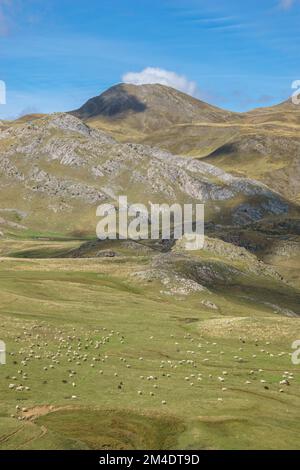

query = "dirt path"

[
  {"left": 16, "top": 425, "right": 48, "bottom": 450},
  {"left": 21, "top": 404, "right": 81, "bottom": 420},
  {"left": 0, "top": 425, "right": 25, "bottom": 445}
]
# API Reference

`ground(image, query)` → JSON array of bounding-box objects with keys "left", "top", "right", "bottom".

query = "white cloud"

[
  {"left": 279, "top": 0, "right": 294, "bottom": 9},
  {"left": 122, "top": 67, "right": 200, "bottom": 97}
]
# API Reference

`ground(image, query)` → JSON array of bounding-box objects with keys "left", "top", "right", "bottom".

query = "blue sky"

[{"left": 0, "top": 0, "right": 299, "bottom": 118}]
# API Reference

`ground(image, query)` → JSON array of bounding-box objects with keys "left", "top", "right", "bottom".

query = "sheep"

[{"left": 279, "top": 379, "right": 289, "bottom": 386}]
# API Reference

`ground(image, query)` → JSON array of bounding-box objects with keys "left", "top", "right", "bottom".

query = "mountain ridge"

[
  {"left": 0, "top": 111, "right": 297, "bottom": 238},
  {"left": 2, "top": 83, "right": 300, "bottom": 204},
  {"left": 68, "top": 83, "right": 300, "bottom": 203},
  {"left": 71, "top": 83, "right": 237, "bottom": 122}
]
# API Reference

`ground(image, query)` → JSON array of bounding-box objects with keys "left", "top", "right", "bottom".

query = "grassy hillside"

[
  {"left": 0, "top": 236, "right": 299, "bottom": 450},
  {"left": 1, "top": 111, "right": 296, "bottom": 238},
  {"left": 1, "top": 84, "right": 299, "bottom": 450}
]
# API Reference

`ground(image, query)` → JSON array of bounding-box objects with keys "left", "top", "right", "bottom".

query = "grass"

[
  {"left": 0, "top": 238, "right": 299, "bottom": 450},
  {"left": 37, "top": 409, "right": 184, "bottom": 450}
]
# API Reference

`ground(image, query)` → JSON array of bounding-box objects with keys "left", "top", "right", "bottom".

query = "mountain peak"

[
  {"left": 71, "top": 82, "right": 234, "bottom": 129},
  {"left": 71, "top": 83, "right": 148, "bottom": 119}
]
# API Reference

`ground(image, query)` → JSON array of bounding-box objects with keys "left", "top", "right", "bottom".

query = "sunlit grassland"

[{"left": 0, "top": 242, "right": 299, "bottom": 450}]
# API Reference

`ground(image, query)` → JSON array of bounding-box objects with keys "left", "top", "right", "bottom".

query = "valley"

[{"left": 0, "top": 84, "right": 299, "bottom": 450}]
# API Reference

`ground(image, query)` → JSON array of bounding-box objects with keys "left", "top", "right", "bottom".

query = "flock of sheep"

[{"left": 3, "top": 321, "right": 296, "bottom": 419}]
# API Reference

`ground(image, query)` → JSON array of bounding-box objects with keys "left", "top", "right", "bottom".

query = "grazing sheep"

[{"left": 279, "top": 379, "right": 290, "bottom": 386}]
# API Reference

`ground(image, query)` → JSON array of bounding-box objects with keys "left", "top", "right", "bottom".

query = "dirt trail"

[
  {"left": 21, "top": 404, "right": 81, "bottom": 420},
  {"left": 0, "top": 425, "right": 25, "bottom": 444},
  {"left": 16, "top": 425, "right": 48, "bottom": 449}
]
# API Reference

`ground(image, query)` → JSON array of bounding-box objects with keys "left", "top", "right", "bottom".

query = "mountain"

[
  {"left": 203, "top": 132, "right": 300, "bottom": 203},
  {"left": 71, "top": 85, "right": 300, "bottom": 203},
  {"left": 1, "top": 87, "right": 300, "bottom": 451},
  {"left": 71, "top": 83, "right": 236, "bottom": 142},
  {"left": 245, "top": 98, "right": 300, "bottom": 125},
  {"left": 203, "top": 99, "right": 300, "bottom": 203},
  {"left": 0, "top": 112, "right": 295, "bottom": 238}
]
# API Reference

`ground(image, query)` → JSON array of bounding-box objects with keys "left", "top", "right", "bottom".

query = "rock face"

[{"left": 0, "top": 112, "right": 293, "bottom": 236}]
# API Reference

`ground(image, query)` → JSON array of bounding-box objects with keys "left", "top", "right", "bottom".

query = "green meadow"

[{"left": 0, "top": 238, "right": 299, "bottom": 450}]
